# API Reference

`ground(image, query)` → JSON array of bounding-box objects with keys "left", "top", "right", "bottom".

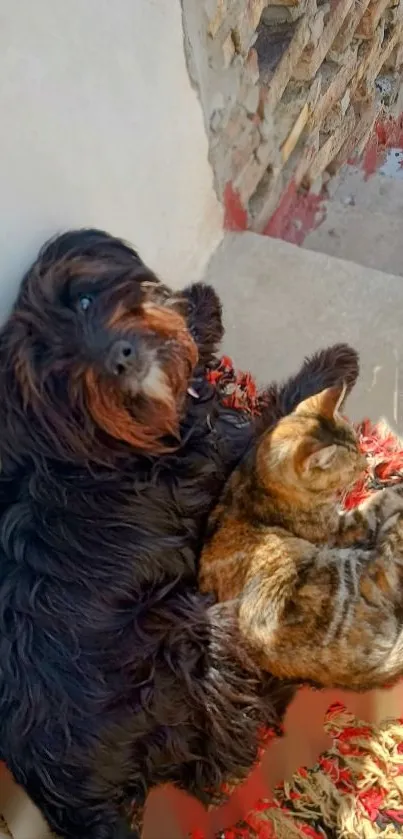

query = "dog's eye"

[{"left": 78, "top": 294, "right": 93, "bottom": 312}]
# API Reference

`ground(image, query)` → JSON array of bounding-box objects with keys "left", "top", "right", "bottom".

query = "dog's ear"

[
  {"left": 37, "top": 229, "right": 143, "bottom": 269},
  {"left": 182, "top": 283, "right": 224, "bottom": 369}
]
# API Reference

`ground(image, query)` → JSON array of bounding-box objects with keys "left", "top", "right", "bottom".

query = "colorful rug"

[{"left": 190, "top": 358, "right": 403, "bottom": 839}]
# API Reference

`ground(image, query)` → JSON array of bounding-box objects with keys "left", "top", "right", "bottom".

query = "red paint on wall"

[
  {"left": 263, "top": 179, "right": 326, "bottom": 246},
  {"left": 261, "top": 116, "right": 403, "bottom": 244},
  {"left": 359, "top": 132, "right": 379, "bottom": 178},
  {"left": 361, "top": 114, "right": 403, "bottom": 178},
  {"left": 263, "top": 180, "right": 299, "bottom": 240},
  {"left": 224, "top": 114, "right": 403, "bottom": 247},
  {"left": 376, "top": 114, "right": 403, "bottom": 148},
  {"left": 223, "top": 182, "right": 248, "bottom": 231}
]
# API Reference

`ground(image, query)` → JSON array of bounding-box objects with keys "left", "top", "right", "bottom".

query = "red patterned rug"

[{"left": 190, "top": 358, "right": 403, "bottom": 839}]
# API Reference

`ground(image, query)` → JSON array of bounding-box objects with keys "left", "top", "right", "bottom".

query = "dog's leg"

[
  {"left": 257, "top": 343, "right": 359, "bottom": 430},
  {"left": 3, "top": 775, "right": 138, "bottom": 839},
  {"left": 182, "top": 283, "right": 224, "bottom": 368},
  {"left": 113, "top": 819, "right": 140, "bottom": 839}
]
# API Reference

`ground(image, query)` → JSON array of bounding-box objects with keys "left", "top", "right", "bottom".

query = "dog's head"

[{"left": 1, "top": 229, "right": 210, "bottom": 461}]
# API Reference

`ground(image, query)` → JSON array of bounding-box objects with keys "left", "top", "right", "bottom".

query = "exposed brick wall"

[{"left": 182, "top": 0, "right": 403, "bottom": 232}]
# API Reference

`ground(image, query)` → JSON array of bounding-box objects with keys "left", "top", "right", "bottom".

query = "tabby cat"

[{"left": 199, "top": 384, "right": 403, "bottom": 691}]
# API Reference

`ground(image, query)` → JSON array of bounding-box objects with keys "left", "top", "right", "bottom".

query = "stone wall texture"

[{"left": 182, "top": 0, "right": 403, "bottom": 232}]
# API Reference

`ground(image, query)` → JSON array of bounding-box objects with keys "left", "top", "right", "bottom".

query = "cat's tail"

[{"left": 258, "top": 343, "right": 359, "bottom": 430}]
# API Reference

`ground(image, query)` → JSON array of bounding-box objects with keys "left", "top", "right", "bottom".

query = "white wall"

[{"left": 0, "top": 0, "right": 223, "bottom": 317}]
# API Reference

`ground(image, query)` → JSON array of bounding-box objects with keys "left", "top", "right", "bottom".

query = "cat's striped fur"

[{"left": 200, "top": 385, "right": 403, "bottom": 691}]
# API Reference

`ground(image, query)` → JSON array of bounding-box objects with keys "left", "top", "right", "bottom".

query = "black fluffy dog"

[{"left": 0, "top": 229, "right": 359, "bottom": 838}]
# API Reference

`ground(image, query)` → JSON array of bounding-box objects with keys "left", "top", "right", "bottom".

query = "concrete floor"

[
  {"left": 305, "top": 162, "right": 403, "bottom": 277},
  {"left": 206, "top": 231, "right": 403, "bottom": 434}
]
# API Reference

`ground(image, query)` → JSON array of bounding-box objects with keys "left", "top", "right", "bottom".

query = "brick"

[
  {"left": 262, "top": 5, "right": 291, "bottom": 23},
  {"left": 259, "top": 134, "right": 282, "bottom": 171},
  {"left": 383, "top": 42, "right": 403, "bottom": 71},
  {"left": 263, "top": 0, "right": 317, "bottom": 113},
  {"left": 249, "top": 168, "right": 286, "bottom": 231},
  {"left": 340, "top": 87, "right": 351, "bottom": 114},
  {"left": 233, "top": 155, "right": 268, "bottom": 205},
  {"left": 265, "top": 0, "right": 307, "bottom": 5},
  {"left": 294, "top": 128, "right": 320, "bottom": 182},
  {"left": 232, "top": 0, "right": 267, "bottom": 55},
  {"left": 328, "top": 41, "right": 355, "bottom": 66},
  {"left": 322, "top": 88, "right": 350, "bottom": 133},
  {"left": 249, "top": 0, "right": 268, "bottom": 30},
  {"left": 222, "top": 31, "right": 236, "bottom": 67},
  {"left": 201, "top": 0, "right": 403, "bottom": 234},
  {"left": 206, "top": 0, "right": 228, "bottom": 37},
  {"left": 354, "top": 101, "right": 383, "bottom": 157},
  {"left": 256, "top": 140, "right": 282, "bottom": 169},
  {"left": 328, "top": 99, "right": 381, "bottom": 173},
  {"left": 244, "top": 47, "right": 260, "bottom": 84},
  {"left": 304, "top": 104, "right": 355, "bottom": 184},
  {"left": 368, "top": 21, "right": 403, "bottom": 84},
  {"left": 309, "top": 173, "right": 323, "bottom": 195},
  {"left": 210, "top": 109, "right": 224, "bottom": 132},
  {"left": 387, "top": 2, "right": 403, "bottom": 27},
  {"left": 238, "top": 80, "right": 261, "bottom": 114},
  {"left": 210, "top": 143, "right": 232, "bottom": 196},
  {"left": 232, "top": 20, "right": 250, "bottom": 55},
  {"left": 270, "top": 81, "right": 312, "bottom": 145},
  {"left": 322, "top": 100, "right": 346, "bottom": 135},
  {"left": 259, "top": 107, "right": 275, "bottom": 140},
  {"left": 281, "top": 102, "right": 310, "bottom": 161},
  {"left": 305, "top": 5, "right": 328, "bottom": 51},
  {"left": 262, "top": 0, "right": 310, "bottom": 23},
  {"left": 310, "top": 48, "right": 357, "bottom": 129},
  {"left": 356, "top": 0, "right": 391, "bottom": 39},
  {"left": 285, "top": 7, "right": 328, "bottom": 83},
  {"left": 331, "top": 0, "right": 372, "bottom": 54},
  {"left": 294, "top": 0, "right": 355, "bottom": 81},
  {"left": 353, "top": 76, "right": 375, "bottom": 105},
  {"left": 352, "top": 22, "right": 384, "bottom": 93},
  {"left": 307, "top": 73, "right": 322, "bottom": 109},
  {"left": 262, "top": 5, "right": 296, "bottom": 23},
  {"left": 231, "top": 124, "right": 261, "bottom": 178},
  {"left": 250, "top": 128, "right": 319, "bottom": 231},
  {"left": 208, "top": 90, "right": 226, "bottom": 134},
  {"left": 261, "top": 75, "right": 319, "bottom": 158},
  {"left": 225, "top": 103, "right": 249, "bottom": 137}
]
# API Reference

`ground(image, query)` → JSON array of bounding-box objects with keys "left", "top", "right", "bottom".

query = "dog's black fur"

[{"left": 0, "top": 229, "right": 359, "bottom": 838}]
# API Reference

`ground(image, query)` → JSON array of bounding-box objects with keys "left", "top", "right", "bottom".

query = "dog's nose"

[{"left": 106, "top": 339, "right": 137, "bottom": 376}]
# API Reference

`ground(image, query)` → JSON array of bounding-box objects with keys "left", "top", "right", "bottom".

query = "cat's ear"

[
  {"left": 303, "top": 443, "right": 338, "bottom": 472},
  {"left": 295, "top": 383, "right": 347, "bottom": 420}
]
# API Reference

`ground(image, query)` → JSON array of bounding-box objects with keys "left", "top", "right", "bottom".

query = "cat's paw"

[
  {"left": 335, "top": 509, "right": 369, "bottom": 546},
  {"left": 359, "top": 488, "right": 403, "bottom": 534},
  {"left": 388, "top": 480, "right": 403, "bottom": 497}
]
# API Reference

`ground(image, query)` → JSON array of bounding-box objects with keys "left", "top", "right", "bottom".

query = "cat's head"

[{"left": 257, "top": 384, "right": 366, "bottom": 498}]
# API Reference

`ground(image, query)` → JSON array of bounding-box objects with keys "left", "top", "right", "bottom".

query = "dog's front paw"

[{"left": 183, "top": 282, "right": 224, "bottom": 366}]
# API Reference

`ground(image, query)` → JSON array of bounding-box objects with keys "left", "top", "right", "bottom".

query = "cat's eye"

[{"left": 78, "top": 294, "right": 93, "bottom": 312}]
